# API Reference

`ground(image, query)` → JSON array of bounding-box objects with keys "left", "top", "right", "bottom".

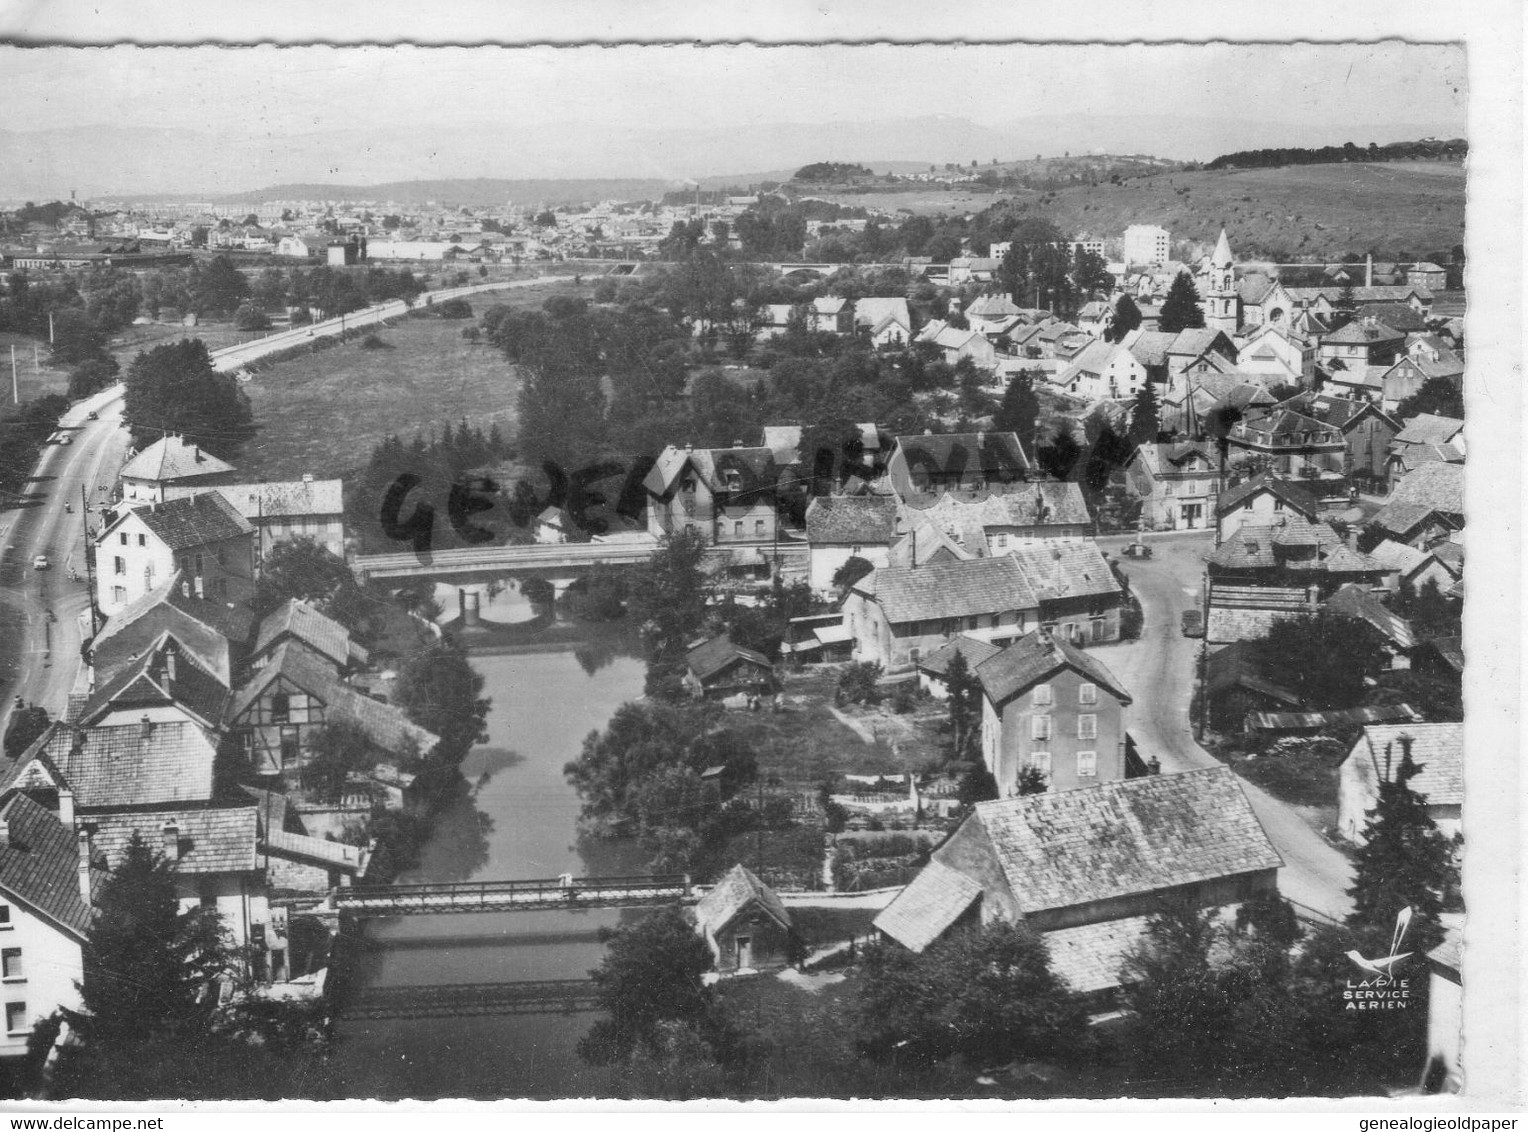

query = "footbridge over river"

[
  {"left": 350, "top": 537, "right": 661, "bottom": 583},
  {"left": 333, "top": 873, "right": 695, "bottom": 917}
]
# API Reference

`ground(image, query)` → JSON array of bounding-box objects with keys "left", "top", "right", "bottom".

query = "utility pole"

[
  {"left": 48, "top": 311, "right": 55, "bottom": 345},
  {"left": 9, "top": 345, "right": 15, "bottom": 405}
]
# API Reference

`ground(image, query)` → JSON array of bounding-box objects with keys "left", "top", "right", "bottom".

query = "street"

[{"left": 1093, "top": 529, "right": 1355, "bottom": 923}]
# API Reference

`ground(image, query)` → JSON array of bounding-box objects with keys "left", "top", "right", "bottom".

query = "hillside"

[
  {"left": 223, "top": 178, "right": 682, "bottom": 207},
  {"left": 985, "top": 160, "right": 1465, "bottom": 261}
]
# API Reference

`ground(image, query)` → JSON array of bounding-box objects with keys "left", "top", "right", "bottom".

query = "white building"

[
  {"left": 1122, "top": 224, "right": 1171, "bottom": 266},
  {"left": 95, "top": 494, "right": 256, "bottom": 617}
]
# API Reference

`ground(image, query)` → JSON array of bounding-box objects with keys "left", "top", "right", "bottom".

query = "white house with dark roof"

[
  {"left": 974, "top": 629, "right": 1134, "bottom": 794},
  {"left": 1052, "top": 339, "right": 1149, "bottom": 401},
  {"left": 167, "top": 476, "right": 346, "bottom": 561},
  {"left": 642, "top": 443, "right": 786, "bottom": 546},
  {"left": 872, "top": 767, "right": 1282, "bottom": 999},
  {"left": 95, "top": 493, "right": 256, "bottom": 617},
  {"left": 1338, "top": 723, "right": 1462, "bottom": 845},
  {"left": 853, "top": 297, "right": 912, "bottom": 347},
  {"left": 1214, "top": 474, "right": 1321, "bottom": 543},
  {"left": 118, "top": 434, "right": 236, "bottom": 505},
  {"left": 885, "top": 431, "right": 1032, "bottom": 499},
  {"left": 1125, "top": 441, "right": 1218, "bottom": 531}
]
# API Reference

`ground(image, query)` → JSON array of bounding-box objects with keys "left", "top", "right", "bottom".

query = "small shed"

[
  {"left": 534, "top": 506, "right": 573, "bottom": 545},
  {"left": 693, "top": 864, "right": 794, "bottom": 973},
  {"left": 682, "top": 634, "right": 776, "bottom": 700}
]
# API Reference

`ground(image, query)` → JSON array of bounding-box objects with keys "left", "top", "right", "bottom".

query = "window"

[
  {"left": 0, "top": 906, "right": 9, "bottom": 930},
  {"left": 1273, "top": 498, "right": 1285, "bottom": 512},
  {"left": 137, "top": 534, "right": 146, "bottom": 547},
  {"left": 271, "top": 692, "right": 291, "bottom": 723},
  {"left": 1078, "top": 682, "right": 1097, "bottom": 705},
  {"left": 1164, "top": 481, "right": 1173, "bottom": 496},
  {"left": 1078, "top": 714, "right": 1098, "bottom": 740},
  {"left": 0, "top": 949, "right": 20, "bottom": 981},
  {"left": 5, "top": 1002, "right": 25, "bottom": 1035},
  {"left": 755, "top": 519, "right": 765, "bottom": 537},
  {"left": 1091, "top": 617, "right": 1106, "bottom": 642},
  {"left": 1030, "top": 751, "right": 1052, "bottom": 775},
  {"left": 1033, "top": 684, "right": 1052, "bottom": 706},
  {"left": 682, "top": 478, "right": 696, "bottom": 494},
  {"left": 1031, "top": 715, "right": 1051, "bottom": 741},
  {"left": 111, "top": 586, "right": 126, "bottom": 604},
  {"left": 1243, "top": 499, "right": 1253, "bottom": 512},
  {"left": 279, "top": 727, "right": 300, "bottom": 768},
  {"left": 113, "top": 556, "right": 125, "bottom": 576},
  {"left": 994, "top": 533, "right": 1008, "bottom": 551},
  {"left": 1077, "top": 750, "right": 1097, "bottom": 777},
  {"left": 733, "top": 521, "right": 743, "bottom": 537},
  {"left": 194, "top": 554, "right": 205, "bottom": 575},
  {"left": 967, "top": 617, "right": 979, "bottom": 632},
  {"left": 119, "top": 532, "right": 128, "bottom": 546}
]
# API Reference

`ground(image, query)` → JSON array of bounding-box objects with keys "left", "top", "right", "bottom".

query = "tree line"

[{"left": 1206, "top": 138, "right": 1467, "bottom": 171}]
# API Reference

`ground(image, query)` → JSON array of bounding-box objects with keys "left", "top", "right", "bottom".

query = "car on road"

[
  {"left": 1122, "top": 541, "right": 1152, "bottom": 559},
  {"left": 87, "top": 410, "right": 98, "bottom": 420},
  {"left": 32, "top": 554, "right": 49, "bottom": 571},
  {"left": 1180, "top": 609, "right": 1204, "bottom": 638},
  {"left": 58, "top": 434, "right": 72, "bottom": 445}
]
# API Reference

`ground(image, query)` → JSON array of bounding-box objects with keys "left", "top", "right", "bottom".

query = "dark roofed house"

[
  {"left": 1338, "top": 723, "right": 1462, "bottom": 845},
  {"left": 118, "top": 434, "right": 237, "bottom": 505},
  {"left": 873, "top": 768, "right": 1282, "bottom": 999},
  {"left": 693, "top": 863, "right": 794, "bottom": 973},
  {"left": 91, "top": 571, "right": 240, "bottom": 685},
  {"left": 682, "top": 634, "right": 776, "bottom": 701},
  {"left": 642, "top": 443, "right": 789, "bottom": 547},
  {"left": 96, "top": 492, "right": 257, "bottom": 617},
  {"left": 1225, "top": 408, "right": 1351, "bottom": 507},
  {"left": 1325, "top": 583, "right": 1416, "bottom": 667},
  {"left": 1204, "top": 641, "right": 1305, "bottom": 732},
  {"left": 23, "top": 719, "right": 220, "bottom": 810},
  {"left": 77, "top": 633, "right": 230, "bottom": 733},
  {"left": 1215, "top": 473, "right": 1321, "bottom": 543},
  {"left": 1372, "top": 463, "right": 1464, "bottom": 548},
  {"left": 917, "top": 634, "right": 1003, "bottom": 699},
  {"left": 1278, "top": 391, "right": 1402, "bottom": 492},
  {"left": 886, "top": 431, "right": 1032, "bottom": 499},
  {"left": 253, "top": 599, "right": 369, "bottom": 674}
]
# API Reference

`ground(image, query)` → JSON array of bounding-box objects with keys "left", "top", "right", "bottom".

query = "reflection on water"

[{"left": 330, "top": 644, "right": 647, "bottom": 1100}]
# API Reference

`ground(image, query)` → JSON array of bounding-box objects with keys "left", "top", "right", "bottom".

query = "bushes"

[
  {"left": 830, "top": 831, "right": 935, "bottom": 891},
  {"left": 836, "top": 661, "right": 883, "bottom": 706},
  {"left": 358, "top": 332, "right": 392, "bottom": 350}
]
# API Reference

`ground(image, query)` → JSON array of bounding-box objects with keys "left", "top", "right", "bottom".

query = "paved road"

[
  {"left": 1093, "top": 529, "right": 1355, "bottom": 924},
  {"left": 0, "top": 275, "right": 575, "bottom": 741}
]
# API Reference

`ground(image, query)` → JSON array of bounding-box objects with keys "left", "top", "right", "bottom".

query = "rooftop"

[
  {"left": 112, "top": 491, "right": 255, "bottom": 552},
  {"left": 119, "top": 434, "right": 236, "bottom": 484},
  {"left": 858, "top": 554, "right": 1037, "bottom": 624},
  {"left": 975, "top": 629, "right": 1132, "bottom": 707}
]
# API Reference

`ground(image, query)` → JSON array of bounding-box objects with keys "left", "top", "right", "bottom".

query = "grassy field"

[
  {"left": 0, "top": 332, "right": 70, "bottom": 403},
  {"left": 819, "top": 160, "right": 1465, "bottom": 260}
]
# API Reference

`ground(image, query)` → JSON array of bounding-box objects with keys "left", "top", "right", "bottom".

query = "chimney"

[
  {"left": 161, "top": 821, "right": 181, "bottom": 861},
  {"left": 1365, "top": 254, "right": 1373, "bottom": 289},
  {"left": 193, "top": 446, "right": 201, "bottom": 462},
  {"left": 58, "top": 789, "right": 75, "bottom": 828},
  {"left": 684, "top": 442, "right": 693, "bottom": 453},
  {"left": 140, "top": 714, "right": 154, "bottom": 740},
  {"left": 76, "top": 829, "right": 92, "bottom": 907}
]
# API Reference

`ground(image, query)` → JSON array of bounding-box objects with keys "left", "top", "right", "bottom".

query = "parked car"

[
  {"left": 1180, "top": 609, "right": 1204, "bottom": 638},
  {"left": 58, "top": 434, "right": 72, "bottom": 445},
  {"left": 87, "top": 410, "right": 99, "bottom": 420},
  {"left": 32, "top": 554, "right": 49, "bottom": 571},
  {"left": 1122, "top": 541, "right": 1152, "bottom": 559}
]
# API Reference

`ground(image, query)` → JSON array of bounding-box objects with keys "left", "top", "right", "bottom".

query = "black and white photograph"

[{"left": 0, "top": 4, "right": 1518, "bottom": 1112}]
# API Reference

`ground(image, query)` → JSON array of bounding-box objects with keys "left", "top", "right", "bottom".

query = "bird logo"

[{"left": 1346, "top": 906, "right": 1414, "bottom": 977}]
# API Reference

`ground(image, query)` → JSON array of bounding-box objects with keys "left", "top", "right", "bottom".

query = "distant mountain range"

[{"left": 0, "top": 114, "right": 1465, "bottom": 203}]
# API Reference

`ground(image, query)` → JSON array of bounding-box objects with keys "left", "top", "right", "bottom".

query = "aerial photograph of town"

[{"left": 0, "top": 23, "right": 1516, "bottom": 1112}]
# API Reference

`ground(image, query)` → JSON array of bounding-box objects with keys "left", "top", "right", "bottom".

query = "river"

[{"left": 328, "top": 644, "right": 648, "bottom": 1100}]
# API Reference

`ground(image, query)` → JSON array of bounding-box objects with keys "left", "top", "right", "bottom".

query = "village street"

[{"left": 1094, "top": 530, "right": 1356, "bottom": 924}]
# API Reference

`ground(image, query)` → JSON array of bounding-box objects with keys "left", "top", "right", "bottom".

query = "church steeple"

[{"left": 1205, "top": 228, "right": 1238, "bottom": 333}]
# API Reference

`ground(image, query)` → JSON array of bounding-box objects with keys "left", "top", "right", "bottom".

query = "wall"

[
  {"left": 0, "top": 906, "right": 83, "bottom": 1058},
  {"left": 1024, "top": 871, "right": 1277, "bottom": 933}
]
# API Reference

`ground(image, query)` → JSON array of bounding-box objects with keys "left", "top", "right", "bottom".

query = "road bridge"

[
  {"left": 350, "top": 537, "right": 660, "bottom": 582},
  {"left": 333, "top": 873, "right": 694, "bottom": 917},
  {"left": 344, "top": 979, "right": 600, "bottom": 1019}
]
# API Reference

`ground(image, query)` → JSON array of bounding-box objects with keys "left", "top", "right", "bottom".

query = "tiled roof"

[
  {"left": 254, "top": 600, "right": 361, "bottom": 670},
  {"left": 971, "top": 767, "right": 1282, "bottom": 914},
  {"left": 1365, "top": 539, "right": 1430, "bottom": 578},
  {"left": 1355, "top": 304, "right": 1427, "bottom": 332},
  {"left": 864, "top": 555, "right": 1037, "bottom": 624},
  {"left": 873, "top": 860, "right": 982, "bottom": 952},
  {"left": 1350, "top": 722, "right": 1463, "bottom": 808},
  {"left": 1393, "top": 414, "right": 1464, "bottom": 447},
  {"left": 854, "top": 296, "right": 912, "bottom": 328},
  {"left": 887, "top": 519, "right": 973, "bottom": 569},
  {"left": 264, "top": 827, "right": 367, "bottom": 874},
  {"left": 1124, "top": 330, "right": 1177, "bottom": 368},
  {"left": 1371, "top": 502, "right": 1439, "bottom": 538},
  {"left": 1420, "top": 635, "right": 1464, "bottom": 674},
  {"left": 79, "top": 634, "right": 230, "bottom": 731},
  {"left": 228, "top": 641, "right": 439, "bottom": 758},
  {"left": 975, "top": 629, "right": 1132, "bottom": 707},
  {"left": 210, "top": 479, "right": 344, "bottom": 520},
  {"left": 902, "top": 481, "right": 1091, "bottom": 529},
  {"left": 1204, "top": 641, "right": 1302, "bottom": 705},
  {"left": 1044, "top": 914, "right": 1154, "bottom": 994},
  {"left": 119, "top": 435, "right": 235, "bottom": 484},
  {"left": 1009, "top": 540, "right": 1120, "bottom": 603},
  {"left": 88, "top": 807, "right": 260, "bottom": 875},
  {"left": 164, "top": 579, "right": 256, "bottom": 643},
  {"left": 917, "top": 634, "right": 1004, "bottom": 678},
  {"left": 643, "top": 444, "right": 779, "bottom": 497},
  {"left": 1215, "top": 474, "right": 1320, "bottom": 518},
  {"left": 1325, "top": 584, "right": 1416, "bottom": 650},
  {"left": 92, "top": 574, "right": 234, "bottom": 684},
  {"left": 685, "top": 634, "right": 773, "bottom": 682},
  {"left": 1385, "top": 462, "right": 1464, "bottom": 516},
  {"left": 31, "top": 720, "right": 218, "bottom": 808},
  {"left": 1208, "top": 517, "right": 1382, "bottom": 575},
  {"left": 0, "top": 793, "right": 96, "bottom": 939},
  {"left": 695, "top": 864, "right": 790, "bottom": 938},
  {"left": 805, "top": 495, "right": 901, "bottom": 545},
  {"left": 123, "top": 491, "right": 255, "bottom": 552},
  {"left": 1323, "top": 319, "right": 1405, "bottom": 346},
  {"left": 1168, "top": 328, "right": 1229, "bottom": 358}
]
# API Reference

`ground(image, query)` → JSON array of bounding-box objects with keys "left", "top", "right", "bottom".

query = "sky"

[{"left": 2, "top": 42, "right": 1467, "bottom": 139}]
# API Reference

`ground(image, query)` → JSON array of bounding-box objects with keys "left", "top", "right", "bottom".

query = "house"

[
  {"left": 225, "top": 641, "right": 439, "bottom": 780},
  {"left": 1366, "top": 539, "right": 1458, "bottom": 596},
  {"left": 682, "top": 634, "right": 776, "bottom": 700},
  {"left": 899, "top": 481, "right": 1093, "bottom": 553},
  {"left": 642, "top": 444, "right": 786, "bottom": 546},
  {"left": 1277, "top": 392, "right": 1401, "bottom": 493},
  {"left": 1337, "top": 723, "right": 1462, "bottom": 844},
  {"left": 118, "top": 434, "right": 237, "bottom": 505},
  {"left": 1319, "top": 318, "right": 1407, "bottom": 397},
  {"left": 1379, "top": 347, "right": 1464, "bottom": 414},
  {"left": 1214, "top": 474, "right": 1320, "bottom": 543},
  {"left": 0, "top": 794, "right": 102, "bottom": 1058},
  {"left": 1235, "top": 323, "right": 1316, "bottom": 387},
  {"left": 872, "top": 768, "right": 1282, "bottom": 1000},
  {"left": 1052, "top": 339, "right": 1149, "bottom": 401},
  {"left": 841, "top": 556, "right": 1040, "bottom": 674},
  {"left": 947, "top": 257, "right": 999, "bottom": 286},
  {"left": 1387, "top": 414, "right": 1465, "bottom": 478},
  {"left": 693, "top": 864, "right": 794, "bottom": 974},
  {"left": 915, "top": 635, "right": 1003, "bottom": 700},
  {"left": 95, "top": 493, "right": 257, "bottom": 617},
  {"left": 73, "top": 634, "right": 229, "bottom": 734},
  {"left": 1325, "top": 584, "right": 1416, "bottom": 669},
  {"left": 1235, "top": 274, "right": 1296, "bottom": 331},
  {"left": 534, "top": 506, "right": 574, "bottom": 545},
  {"left": 1225, "top": 408, "right": 1350, "bottom": 506},
  {"left": 251, "top": 599, "right": 369, "bottom": 674},
  {"left": 1164, "top": 328, "right": 1238, "bottom": 390},
  {"left": 885, "top": 431, "right": 1031, "bottom": 499},
  {"left": 1354, "top": 303, "right": 1427, "bottom": 334},
  {"left": 853, "top": 297, "right": 912, "bottom": 347},
  {"left": 915, "top": 321, "right": 999, "bottom": 370},
  {"left": 1122, "top": 328, "right": 1178, "bottom": 385},
  {"left": 974, "top": 630, "right": 1133, "bottom": 794},
  {"left": 1006, "top": 540, "right": 1124, "bottom": 645},
  {"left": 809, "top": 296, "right": 852, "bottom": 335},
  {"left": 166, "top": 477, "right": 346, "bottom": 562},
  {"left": 1203, "top": 641, "right": 1304, "bottom": 732},
  {"left": 1125, "top": 441, "right": 1218, "bottom": 531},
  {"left": 89, "top": 570, "right": 253, "bottom": 685},
  {"left": 804, "top": 495, "right": 901, "bottom": 595},
  {"left": 1372, "top": 463, "right": 1464, "bottom": 547},
  {"left": 964, "top": 293, "right": 1022, "bottom": 330},
  {"left": 274, "top": 235, "right": 317, "bottom": 259},
  {"left": 1208, "top": 515, "right": 1388, "bottom": 593}
]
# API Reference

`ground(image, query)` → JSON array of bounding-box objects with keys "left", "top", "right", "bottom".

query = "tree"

[
  {"left": 578, "top": 906, "right": 720, "bottom": 1066},
  {"left": 232, "top": 302, "right": 271, "bottom": 331},
  {"left": 394, "top": 636, "right": 490, "bottom": 769},
  {"left": 854, "top": 921, "right": 1090, "bottom": 1066},
  {"left": 944, "top": 651, "right": 981, "bottom": 760},
  {"left": 49, "top": 309, "right": 107, "bottom": 365},
  {"left": 1128, "top": 379, "right": 1161, "bottom": 445},
  {"left": 1157, "top": 272, "right": 1206, "bottom": 334},
  {"left": 3, "top": 702, "right": 50, "bottom": 759},
  {"left": 1072, "top": 246, "right": 1113, "bottom": 296},
  {"left": 1394, "top": 376, "right": 1464, "bottom": 421},
  {"left": 304, "top": 718, "right": 377, "bottom": 802},
  {"left": 1038, "top": 421, "right": 1082, "bottom": 481},
  {"left": 1346, "top": 735, "right": 1453, "bottom": 955},
  {"left": 629, "top": 530, "right": 711, "bottom": 699},
  {"left": 993, "top": 368, "right": 1041, "bottom": 455},
  {"left": 1105, "top": 294, "right": 1143, "bottom": 343},
  {"left": 831, "top": 555, "right": 874, "bottom": 592},
  {"left": 122, "top": 338, "right": 254, "bottom": 459},
  {"left": 67, "top": 354, "right": 121, "bottom": 400},
  {"left": 1251, "top": 612, "right": 1388, "bottom": 710},
  {"left": 255, "top": 538, "right": 354, "bottom": 615},
  {"left": 190, "top": 255, "right": 250, "bottom": 315},
  {"left": 1014, "top": 766, "right": 1048, "bottom": 795},
  {"left": 68, "top": 834, "right": 231, "bottom": 1047},
  {"left": 1332, "top": 279, "right": 1357, "bottom": 330}
]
